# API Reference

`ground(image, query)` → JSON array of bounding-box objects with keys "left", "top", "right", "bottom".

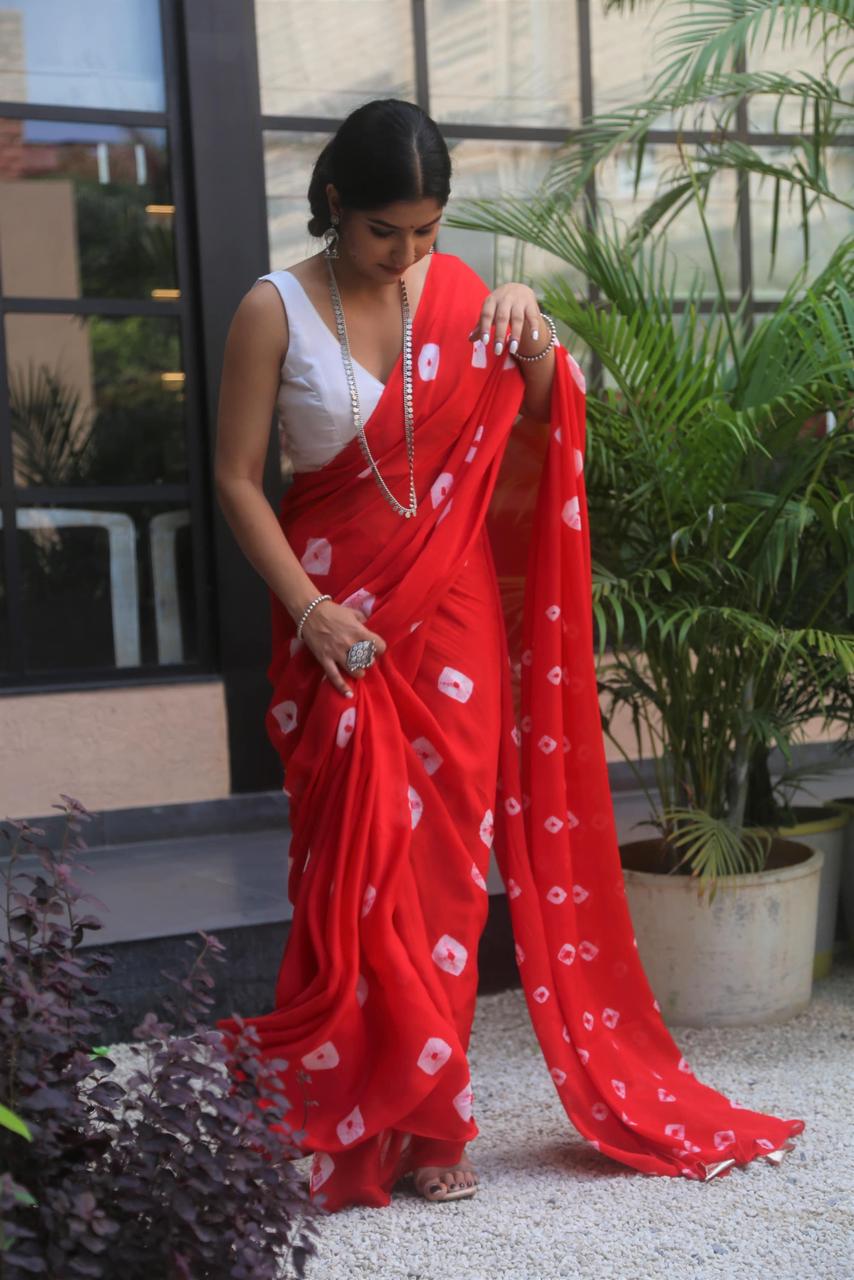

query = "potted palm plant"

[{"left": 448, "top": 0, "right": 854, "bottom": 1025}]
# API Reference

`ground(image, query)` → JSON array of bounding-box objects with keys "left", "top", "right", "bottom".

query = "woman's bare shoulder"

[
  {"left": 241, "top": 252, "right": 325, "bottom": 350},
  {"left": 228, "top": 268, "right": 297, "bottom": 365}
]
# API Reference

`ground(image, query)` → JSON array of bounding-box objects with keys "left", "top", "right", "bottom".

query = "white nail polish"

[
  {"left": 481, "top": 332, "right": 489, "bottom": 345},
  {"left": 531, "top": 329, "right": 539, "bottom": 342},
  {"left": 509, "top": 339, "right": 518, "bottom": 354},
  {"left": 494, "top": 341, "right": 503, "bottom": 355}
]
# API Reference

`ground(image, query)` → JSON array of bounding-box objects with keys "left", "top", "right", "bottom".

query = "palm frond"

[{"left": 660, "top": 807, "right": 772, "bottom": 900}]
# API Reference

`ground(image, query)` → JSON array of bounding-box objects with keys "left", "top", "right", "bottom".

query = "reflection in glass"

[
  {"left": 5, "top": 313, "right": 187, "bottom": 487},
  {"left": 745, "top": 25, "right": 853, "bottom": 132},
  {"left": 0, "top": 1, "right": 165, "bottom": 111},
  {"left": 590, "top": 4, "right": 681, "bottom": 128},
  {"left": 426, "top": 0, "right": 580, "bottom": 128},
  {"left": 11, "top": 501, "right": 195, "bottom": 671},
  {"left": 596, "top": 145, "right": 740, "bottom": 296},
  {"left": 750, "top": 146, "right": 853, "bottom": 301},
  {"left": 443, "top": 138, "right": 581, "bottom": 290},
  {"left": 255, "top": 0, "right": 414, "bottom": 116},
  {"left": 0, "top": 119, "right": 175, "bottom": 300},
  {"left": 263, "top": 131, "right": 330, "bottom": 271}
]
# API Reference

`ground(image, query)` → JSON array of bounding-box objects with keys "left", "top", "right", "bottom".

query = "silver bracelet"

[
  {"left": 512, "top": 312, "right": 558, "bottom": 362},
  {"left": 296, "top": 593, "right": 332, "bottom": 639}
]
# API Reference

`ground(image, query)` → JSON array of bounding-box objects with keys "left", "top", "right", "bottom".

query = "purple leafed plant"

[{"left": 0, "top": 795, "right": 323, "bottom": 1279}]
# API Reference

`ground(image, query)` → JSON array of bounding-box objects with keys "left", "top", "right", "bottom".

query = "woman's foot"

[{"left": 410, "top": 1152, "right": 478, "bottom": 1200}]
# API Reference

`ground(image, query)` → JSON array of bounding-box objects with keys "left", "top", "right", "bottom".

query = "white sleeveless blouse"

[{"left": 257, "top": 269, "right": 385, "bottom": 472}]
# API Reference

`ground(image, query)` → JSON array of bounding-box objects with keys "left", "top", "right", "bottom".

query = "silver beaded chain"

[{"left": 324, "top": 252, "right": 417, "bottom": 519}]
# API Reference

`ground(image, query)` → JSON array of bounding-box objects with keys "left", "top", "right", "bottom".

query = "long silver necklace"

[{"left": 324, "top": 252, "right": 417, "bottom": 519}]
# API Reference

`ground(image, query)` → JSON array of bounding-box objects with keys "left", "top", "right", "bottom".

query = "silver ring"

[{"left": 345, "top": 639, "right": 375, "bottom": 673}]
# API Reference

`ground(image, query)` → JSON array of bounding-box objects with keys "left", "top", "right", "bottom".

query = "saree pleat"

[{"left": 216, "top": 250, "right": 805, "bottom": 1212}]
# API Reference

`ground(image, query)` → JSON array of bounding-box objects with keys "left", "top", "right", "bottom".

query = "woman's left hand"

[{"left": 467, "top": 283, "right": 541, "bottom": 357}]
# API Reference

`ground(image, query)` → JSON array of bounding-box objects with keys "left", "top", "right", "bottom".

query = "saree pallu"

[{"left": 216, "top": 250, "right": 804, "bottom": 1213}]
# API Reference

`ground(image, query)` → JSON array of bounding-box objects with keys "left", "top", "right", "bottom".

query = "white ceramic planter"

[
  {"left": 775, "top": 805, "right": 847, "bottom": 978},
  {"left": 620, "top": 836, "right": 823, "bottom": 1027}
]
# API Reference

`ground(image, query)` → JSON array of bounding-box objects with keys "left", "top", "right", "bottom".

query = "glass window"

[
  {"left": 426, "top": 0, "right": 580, "bottom": 128},
  {"left": 442, "top": 138, "right": 580, "bottom": 291},
  {"left": 590, "top": 3, "right": 681, "bottom": 128},
  {"left": 745, "top": 22, "right": 852, "bottom": 132},
  {"left": 595, "top": 144, "right": 740, "bottom": 297},
  {"left": 0, "top": 2, "right": 165, "bottom": 112},
  {"left": 255, "top": 0, "right": 415, "bottom": 117},
  {"left": 12, "top": 499, "right": 196, "bottom": 671},
  {"left": 5, "top": 313, "right": 187, "bottom": 488},
  {"left": 0, "top": 119, "right": 176, "bottom": 300},
  {"left": 263, "top": 131, "right": 330, "bottom": 271},
  {"left": 750, "top": 145, "right": 853, "bottom": 301}
]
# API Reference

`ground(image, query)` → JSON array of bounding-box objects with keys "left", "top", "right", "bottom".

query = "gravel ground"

[{"left": 274, "top": 952, "right": 854, "bottom": 1280}]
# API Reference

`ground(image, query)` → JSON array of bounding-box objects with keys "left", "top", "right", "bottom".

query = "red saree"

[{"left": 216, "top": 249, "right": 804, "bottom": 1213}]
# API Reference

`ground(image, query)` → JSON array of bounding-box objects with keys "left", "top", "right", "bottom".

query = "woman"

[{"left": 213, "top": 99, "right": 804, "bottom": 1214}]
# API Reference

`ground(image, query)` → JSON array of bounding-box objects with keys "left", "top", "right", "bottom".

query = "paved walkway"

[{"left": 273, "top": 952, "right": 853, "bottom": 1280}]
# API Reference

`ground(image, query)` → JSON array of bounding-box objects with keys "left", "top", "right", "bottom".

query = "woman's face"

[{"left": 326, "top": 186, "right": 444, "bottom": 281}]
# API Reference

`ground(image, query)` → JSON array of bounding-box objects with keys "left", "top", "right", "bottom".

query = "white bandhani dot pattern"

[
  {"left": 361, "top": 884, "right": 376, "bottom": 918},
  {"left": 301, "top": 536, "right": 332, "bottom": 574},
  {"left": 437, "top": 666, "right": 474, "bottom": 702},
  {"left": 453, "top": 1082, "right": 474, "bottom": 1122},
  {"left": 416, "top": 1037, "right": 451, "bottom": 1074},
  {"left": 336, "top": 706, "right": 356, "bottom": 748},
  {"left": 408, "top": 786, "right": 424, "bottom": 828},
  {"left": 418, "top": 342, "right": 441, "bottom": 381},
  {"left": 302, "top": 1041, "right": 340, "bottom": 1070},
  {"left": 336, "top": 1106, "right": 365, "bottom": 1145},
  {"left": 411, "top": 735, "right": 443, "bottom": 774},
  {"left": 431, "top": 472, "right": 453, "bottom": 509},
  {"left": 465, "top": 424, "right": 485, "bottom": 463},
  {"left": 271, "top": 700, "right": 298, "bottom": 735},
  {"left": 310, "top": 1152, "right": 335, "bottom": 1192},
  {"left": 561, "top": 496, "right": 581, "bottom": 531},
  {"left": 432, "top": 933, "right": 468, "bottom": 976},
  {"left": 341, "top": 586, "right": 376, "bottom": 617}
]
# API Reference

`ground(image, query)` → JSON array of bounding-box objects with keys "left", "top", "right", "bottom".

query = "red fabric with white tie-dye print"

[{"left": 216, "top": 251, "right": 804, "bottom": 1212}]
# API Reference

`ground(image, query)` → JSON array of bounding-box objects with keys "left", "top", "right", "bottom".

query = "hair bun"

[{"left": 305, "top": 99, "right": 450, "bottom": 239}]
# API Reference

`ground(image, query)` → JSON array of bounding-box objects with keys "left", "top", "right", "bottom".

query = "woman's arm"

[
  {"left": 213, "top": 282, "right": 321, "bottom": 624},
  {"left": 213, "top": 283, "right": 389, "bottom": 698},
  {"left": 468, "top": 282, "right": 556, "bottom": 422},
  {"left": 513, "top": 324, "right": 557, "bottom": 424}
]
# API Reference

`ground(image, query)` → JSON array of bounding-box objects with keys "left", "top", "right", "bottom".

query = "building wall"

[{"left": 1, "top": 679, "right": 229, "bottom": 816}]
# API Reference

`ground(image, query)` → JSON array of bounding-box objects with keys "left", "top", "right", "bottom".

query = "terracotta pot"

[{"left": 619, "top": 836, "right": 823, "bottom": 1027}]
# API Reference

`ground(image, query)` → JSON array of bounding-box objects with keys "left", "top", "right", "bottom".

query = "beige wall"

[
  {"left": 1, "top": 676, "right": 841, "bottom": 821},
  {"left": 0, "top": 681, "right": 231, "bottom": 818}
]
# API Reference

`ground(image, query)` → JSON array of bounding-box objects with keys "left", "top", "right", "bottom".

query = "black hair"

[{"left": 306, "top": 98, "right": 451, "bottom": 237}]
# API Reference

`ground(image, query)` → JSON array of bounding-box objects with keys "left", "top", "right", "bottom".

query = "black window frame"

[{"left": 0, "top": 0, "right": 215, "bottom": 693}]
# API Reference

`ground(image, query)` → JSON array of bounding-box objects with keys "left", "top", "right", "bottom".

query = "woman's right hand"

[{"left": 299, "top": 601, "right": 387, "bottom": 697}]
